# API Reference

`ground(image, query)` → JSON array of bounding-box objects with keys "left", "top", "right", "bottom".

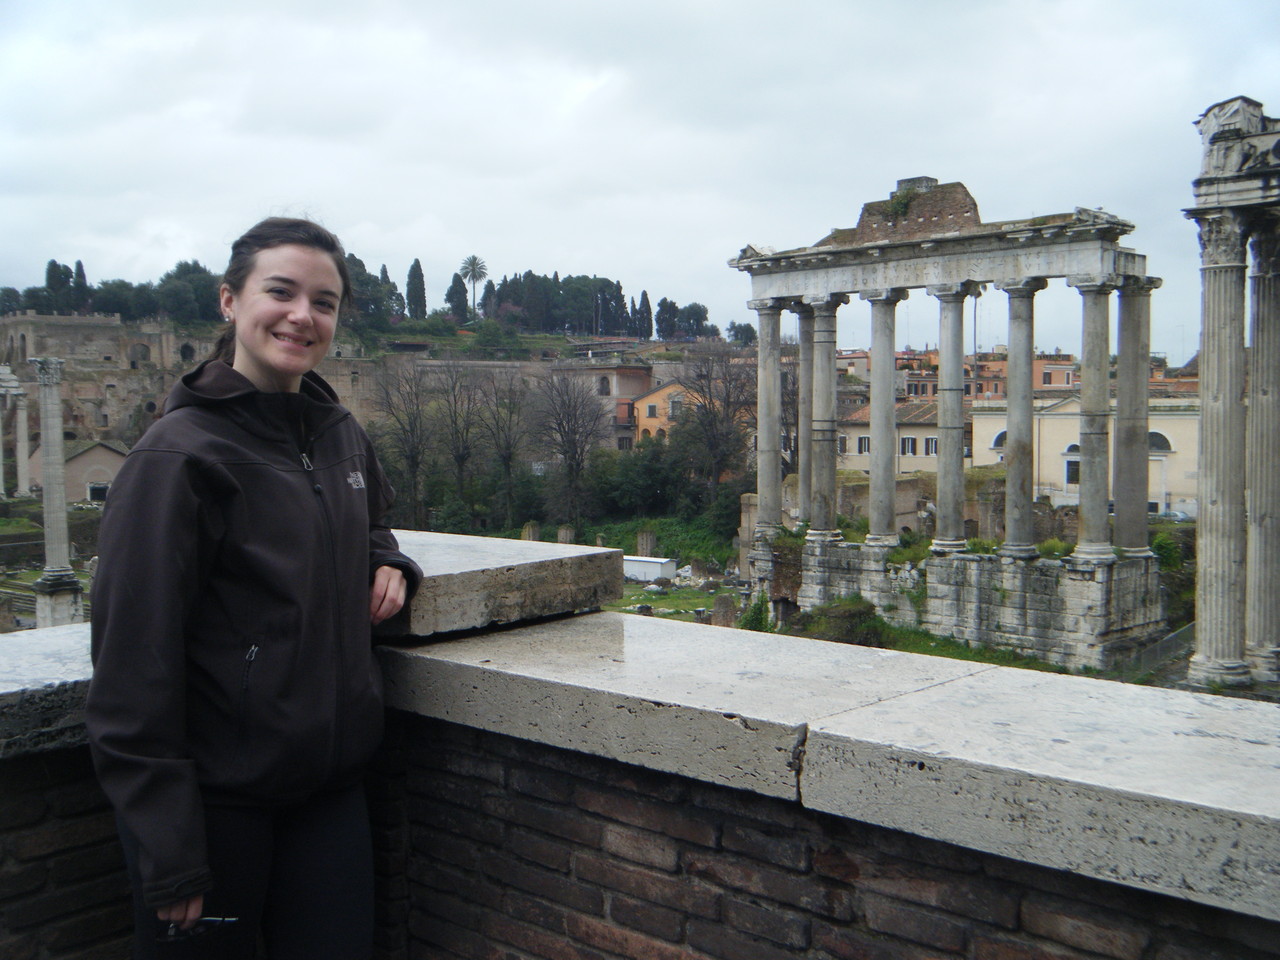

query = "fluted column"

[
  {"left": 1187, "top": 211, "right": 1251, "bottom": 687},
  {"left": 30, "top": 357, "right": 82, "bottom": 627},
  {"left": 1246, "top": 224, "right": 1280, "bottom": 680},
  {"left": 1067, "top": 276, "right": 1120, "bottom": 562},
  {"left": 793, "top": 302, "right": 815, "bottom": 521},
  {"left": 750, "top": 300, "right": 785, "bottom": 542},
  {"left": 928, "top": 282, "right": 980, "bottom": 553},
  {"left": 994, "top": 278, "right": 1047, "bottom": 558},
  {"left": 861, "top": 288, "right": 908, "bottom": 546},
  {"left": 806, "top": 295, "right": 846, "bottom": 540},
  {"left": 1114, "top": 276, "right": 1161, "bottom": 556},
  {"left": 15, "top": 391, "right": 31, "bottom": 496}
]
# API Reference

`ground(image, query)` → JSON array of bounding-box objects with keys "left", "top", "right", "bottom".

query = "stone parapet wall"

[{"left": 386, "top": 712, "right": 1280, "bottom": 960}]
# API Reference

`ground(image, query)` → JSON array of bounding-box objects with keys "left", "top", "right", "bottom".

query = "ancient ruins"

[
  {"left": 1186, "top": 96, "right": 1280, "bottom": 685},
  {"left": 732, "top": 177, "right": 1166, "bottom": 670}
]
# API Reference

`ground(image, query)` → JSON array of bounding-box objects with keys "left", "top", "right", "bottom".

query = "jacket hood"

[{"left": 165, "top": 359, "right": 347, "bottom": 444}]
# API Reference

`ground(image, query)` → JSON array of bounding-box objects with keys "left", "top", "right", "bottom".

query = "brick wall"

[
  {"left": 386, "top": 713, "right": 1280, "bottom": 960},
  {"left": 0, "top": 746, "right": 131, "bottom": 960}
]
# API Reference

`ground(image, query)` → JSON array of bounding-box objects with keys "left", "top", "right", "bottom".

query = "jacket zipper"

[{"left": 237, "top": 643, "right": 259, "bottom": 747}]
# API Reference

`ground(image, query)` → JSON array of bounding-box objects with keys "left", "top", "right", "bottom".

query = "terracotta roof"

[{"left": 841, "top": 400, "right": 971, "bottom": 426}]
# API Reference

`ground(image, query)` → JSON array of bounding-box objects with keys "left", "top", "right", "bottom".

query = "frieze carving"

[{"left": 1194, "top": 212, "right": 1249, "bottom": 267}]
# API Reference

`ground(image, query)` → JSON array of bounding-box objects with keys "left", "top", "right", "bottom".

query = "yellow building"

[{"left": 837, "top": 401, "right": 973, "bottom": 474}]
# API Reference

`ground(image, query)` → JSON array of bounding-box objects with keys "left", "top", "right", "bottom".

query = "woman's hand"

[
  {"left": 157, "top": 893, "right": 204, "bottom": 930},
  {"left": 370, "top": 565, "right": 407, "bottom": 625}
]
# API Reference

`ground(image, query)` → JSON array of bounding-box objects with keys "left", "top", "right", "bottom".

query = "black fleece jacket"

[{"left": 86, "top": 360, "right": 421, "bottom": 909}]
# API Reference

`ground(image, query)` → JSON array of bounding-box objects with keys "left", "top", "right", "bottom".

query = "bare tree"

[
  {"left": 477, "top": 370, "right": 530, "bottom": 528},
  {"left": 533, "top": 372, "right": 609, "bottom": 523},
  {"left": 670, "top": 344, "right": 757, "bottom": 488},
  {"left": 372, "top": 359, "right": 434, "bottom": 528},
  {"left": 429, "top": 358, "right": 485, "bottom": 500}
]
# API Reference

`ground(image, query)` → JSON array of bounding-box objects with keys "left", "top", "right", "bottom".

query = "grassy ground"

[{"left": 604, "top": 581, "right": 741, "bottom": 621}]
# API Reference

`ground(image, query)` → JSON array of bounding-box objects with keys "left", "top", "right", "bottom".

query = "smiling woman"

[{"left": 86, "top": 217, "right": 422, "bottom": 959}]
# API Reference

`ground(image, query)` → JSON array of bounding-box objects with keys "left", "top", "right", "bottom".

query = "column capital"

[
  {"left": 925, "top": 281, "right": 983, "bottom": 301},
  {"left": 1250, "top": 224, "right": 1280, "bottom": 277},
  {"left": 1066, "top": 274, "right": 1123, "bottom": 294},
  {"left": 29, "top": 357, "right": 65, "bottom": 386},
  {"left": 1118, "top": 275, "right": 1163, "bottom": 296},
  {"left": 1188, "top": 208, "right": 1249, "bottom": 267},
  {"left": 787, "top": 300, "right": 815, "bottom": 319},
  {"left": 857, "top": 288, "right": 909, "bottom": 304},
  {"left": 993, "top": 277, "right": 1049, "bottom": 297},
  {"left": 802, "top": 293, "right": 850, "bottom": 312}
]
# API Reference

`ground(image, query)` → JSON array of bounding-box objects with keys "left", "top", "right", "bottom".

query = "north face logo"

[{"left": 347, "top": 471, "right": 366, "bottom": 489}]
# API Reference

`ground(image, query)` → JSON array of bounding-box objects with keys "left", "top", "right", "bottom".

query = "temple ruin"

[
  {"left": 1186, "top": 96, "right": 1280, "bottom": 685},
  {"left": 731, "top": 177, "right": 1165, "bottom": 670}
]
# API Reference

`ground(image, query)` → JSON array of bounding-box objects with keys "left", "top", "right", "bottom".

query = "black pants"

[{"left": 120, "top": 783, "right": 374, "bottom": 960}]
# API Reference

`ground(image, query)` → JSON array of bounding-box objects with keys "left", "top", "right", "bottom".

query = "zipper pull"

[
  {"left": 300, "top": 453, "right": 313, "bottom": 471},
  {"left": 246, "top": 644, "right": 259, "bottom": 662}
]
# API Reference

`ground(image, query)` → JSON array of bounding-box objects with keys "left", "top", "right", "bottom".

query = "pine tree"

[{"left": 406, "top": 259, "right": 426, "bottom": 320}]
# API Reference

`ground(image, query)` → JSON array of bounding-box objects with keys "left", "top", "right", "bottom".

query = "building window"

[
  {"left": 1148, "top": 432, "right": 1172, "bottom": 451},
  {"left": 992, "top": 431, "right": 1006, "bottom": 449},
  {"left": 1066, "top": 460, "right": 1080, "bottom": 485},
  {"left": 924, "top": 437, "right": 938, "bottom": 456},
  {"left": 838, "top": 435, "right": 848, "bottom": 454},
  {"left": 617, "top": 437, "right": 633, "bottom": 451},
  {"left": 87, "top": 482, "right": 110, "bottom": 502},
  {"left": 900, "top": 437, "right": 917, "bottom": 456},
  {"left": 647, "top": 404, "right": 657, "bottom": 418},
  {"left": 1043, "top": 371, "right": 1053, "bottom": 385},
  {"left": 669, "top": 398, "right": 682, "bottom": 419},
  {"left": 598, "top": 377, "right": 610, "bottom": 396},
  {"left": 857, "top": 435, "right": 870, "bottom": 454}
]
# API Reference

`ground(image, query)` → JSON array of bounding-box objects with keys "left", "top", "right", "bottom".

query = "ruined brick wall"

[
  {"left": 386, "top": 713, "right": 1280, "bottom": 960},
  {"left": 0, "top": 746, "right": 131, "bottom": 960}
]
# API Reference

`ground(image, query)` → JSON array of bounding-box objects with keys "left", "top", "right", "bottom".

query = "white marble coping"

[{"left": 383, "top": 612, "right": 1280, "bottom": 923}]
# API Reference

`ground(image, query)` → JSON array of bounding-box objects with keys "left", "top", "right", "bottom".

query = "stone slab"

[
  {"left": 0, "top": 623, "right": 92, "bottom": 756},
  {"left": 802, "top": 668, "right": 1280, "bottom": 921},
  {"left": 380, "top": 612, "right": 990, "bottom": 799},
  {"left": 389, "top": 531, "right": 622, "bottom": 637}
]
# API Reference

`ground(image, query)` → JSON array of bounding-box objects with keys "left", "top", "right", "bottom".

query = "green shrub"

[
  {"left": 737, "top": 591, "right": 773, "bottom": 632},
  {"left": 887, "top": 538, "right": 931, "bottom": 565},
  {"left": 966, "top": 538, "right": 1000, "bottom": 554},
  {"left": 1036, "top": 537, "right": 1073, "bottom": 559},
  {"left": 1150, "top": 532, "right": 1183, "bottom": 571},
  {"left": 782, "top": 595, "right": 891, "bottom": 648}
]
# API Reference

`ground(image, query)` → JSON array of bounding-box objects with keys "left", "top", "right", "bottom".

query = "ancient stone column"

[
  {"left": 806, "top": 295, "right": 846, "bottom": 540},
  {"left": 994, "top": 278, "right": 1047, "bottom": 558},
  {"left": 1187, "top": 211, "right": 1251, "bottom": 687},
  {"left": 1067, "top": 276, "right": 1120, "bottom": 562},
  {"left": 1114, "top": 276, "right": 1161, "bottom": 557},
  {"left": 1246, "top": 224, "right": 1280, "bottom": 681},
  {"left": 30, "top": 357, "right": 83, "bottom": 627},
  {"left": 793, "top": 302, "right": 815, "bottom": 522},
  {"left": 928, "top": 283, "right": 979, "bottom": 553},
  {"left": 861, "top": 289, "right": 908, "bottom": 547},
  {"left": 750, "top": 299, "right": 784, "bottom": 541},
  {"left": 15, "top": 390, "right": 31, "bottom": 496}
]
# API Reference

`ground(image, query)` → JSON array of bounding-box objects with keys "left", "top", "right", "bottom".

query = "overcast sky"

[{"left": 4, "top": 0, "right": 1278, "bottom": 366}]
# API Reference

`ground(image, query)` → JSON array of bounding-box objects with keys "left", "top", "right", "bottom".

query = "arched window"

[
  {"left": 1065, "top": 443, "right": 1080, "bottom": 453},
  {"left": 1148, "top": 432, "right": 1172, "bottom": 451},
  {"left": 992, "top": 430, "right": 1006, "bottom": 449},
  {"left": 641, "top": 429, "right": 651, "bottom": 439},
  {"left": 598, "top": 377, "right": 610, "bottom": 396},
  {"left": 180, "top": 343, "right": 195, "bottom": 363}
]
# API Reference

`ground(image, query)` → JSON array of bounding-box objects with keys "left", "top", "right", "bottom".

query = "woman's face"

[{"left": 219, "top": 244, "right": 342, "bottom": 392}]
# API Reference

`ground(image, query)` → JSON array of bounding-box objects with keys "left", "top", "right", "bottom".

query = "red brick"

[
  {"left": 973, "top": 932, "right": 1098, "bottom": 960},
  {"left": 1022, "top": 893, "right": 1149, "bottom": 960},
  {"left": 507, "top": 828, "right": 572, "bottom": 872},
  {"left": 479, "top": 851, "right": 604, "bottom": 915},
  {"left": 0, "top": 862, "right": 46, "bottom": 901},
  {"left": 509, "top": 764, "right": 577, "bottom": 804},
  {"left": 410, "top": 862, "right": 504, "bottom": 912},
  {"left": 482, "top": 795, "right": 603, "bottom": 848},
  {"left": 55, "top": 934, "right": 135, "bottom": 960},
  {"left": 483, "top": 913, "right": 612, "bottom": 960},
  {"left": 0, "top": 794, "right": 46, "bottom": 832},
  {"left": 574, "top": 851, "right": 719, "bottom": 918},
  {"left": 3, "top": 874, "right": 125, "bottom": 929},
  {"left": 1154, "top": 936, "right": 1278, "bottom": 960},
  {"left": 863, "top": 892, "right": 970, "bottom": 952},
  {"left": 813, "top": 921, "right": 958, "bottom": 960},
  {"left": 409, "top": 797, "right": 504, "bottom": 846},
  {"left": 601, "top": 765, "right": 689, "bottom": 804},
  {"left": 721, "top": 823, "right": 809, "bottom": 871},
  {"left": 575, "top": 786, "right": 717, "bottom": 846},
  {"left": 601, "top": 823, "right": 679, "bottom": 871},
  {"left": 50, "top": 843, "right": 126, "bottom": 885},
  {"left": 722, "top": 896, "right": 809, "bottom": 948},
  {"left": 6, "top": 811, "right": 118, "bottom": 862},
  {"left": 818, "top": 846, "right": 1018, "bottom": 928},
  {"left": 408, "top": 769, "right": 492, "bottom": 809},
  {"left": 41, "top": 901, "right": 132, "bottom": 952},
  {"left": 689, "top": 784, "right": 804, "bottom": 830},
  {"left": 506, "top": 890, "right": 570, "bottom": 933},
  {"left": 46, "top": 779, "right": 111, "bottom": 819},
  {"left": 683, "top": 851, "right": 854, "bottom": 920},
  {"left": 412, "top": 914, "right": 501, "bottom": 959},
  {"left": 412, "top": 825, "right": 483, "bottom": 872},
  {"left": 687, "top": 918, "right": 803, "bottom": 960},
  {"left": 565, "top": 911, "right": 701, "bottom": 960},
  {"left": 0, "top": 932, "right": 38, "bottom": 960},
  {"left": 609, "top": 894, "right": 685, "bottom": 942}
]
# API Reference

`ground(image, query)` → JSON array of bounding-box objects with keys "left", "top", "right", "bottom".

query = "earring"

[{"left": 224, "top": 315, "right": 233, "bottom": 322}]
